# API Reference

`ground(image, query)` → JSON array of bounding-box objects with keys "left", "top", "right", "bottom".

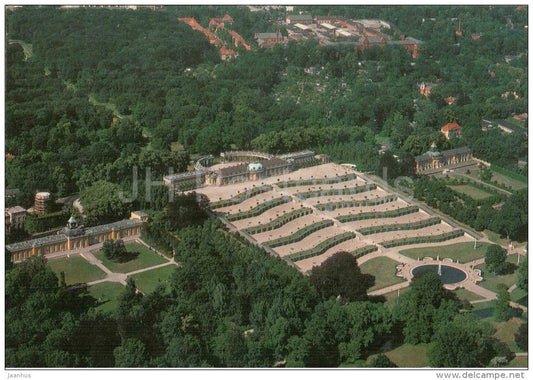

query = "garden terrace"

[
  {"left": 343, "top": 210, "right": 430, "bottom": 230},
  {"left": 293, "top": 237, "right": 370, "bottom": 273},
  {"left": 336, "top": 205, "right": 419, "bottom": 223},
  {"left": 380, "top": 230, "right": 465, "bottom": 248},
  {"left": 224, "top": 196, "right": 292, "bottom": 221},
  {"left": 242, "top": 207, "right": 313, "bottom": 234},
  {"left": 276, "top": 173, "right": 357, "bottom": 188},
  {"left": 264, "top": 219, "right": 334, "bottom": 248},
  {"left": 285, "top": 231, "right": 357, "bottom": 262},
  {"left": 366, "top": 222, "right": 456, "bottom": 243},
  {"left": 286, "top": 178, "right": 366, "bottom": 195},
  {"left": 252, "top": 212, "right": 325, "bottom": 244},
  {"left": 350, "top": 244, "right": 380, "bottom": 259},
  {"left": 325, "top": 199, "right": 409, "bottom": 218},
  {"left": 295, "top": 183, "right": 377, "bottom": 199},
  {"left": 274, "top": 226, "right": 345, "bottom": 258},
  {"left": 315, "top": 194, "right": 397, "bottom": 211},
  {"left": 209, "top": 185, "right": 273, "bottom": 209},
  {"left": 357, "top": 217, "right": 441, "bottom": 236},
  {"left": 231, "top": 201, "right": 301, "bottom": 230},
  {"left": 215, "top": 190, "right": 278, "bottom": 214}
]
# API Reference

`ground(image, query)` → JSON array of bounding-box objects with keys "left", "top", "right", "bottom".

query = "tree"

[
  {"left": 102, "top": 239, "right": 130, "bottom": 263},
  {"left": 517, "top": 256, "right": 527, "bottom": 291},
  {"left": 370, "top": 354, "right": 397, "bottom": 368},
  {"left": 393, "top": 271, "right": 460, "bottom": 344},
  {"left": 114, "top": 338, "right": 148, "bottom": 367},
  {"left": 485, "top": 245, "right": 507, "bottom": 274},
  {"left": 428, "top": 314, "right": 496, "bottom": 367},
  {"left": 514, "top": 322, "right": 528, "bottom": 352},
  {"left": 309, "top": 251, "right": 374, "bottom": 302},
  {"left": 79, "top": 180, "right": 131, "bottom": 225},
  {"left": 493, "top": 284, "right": 511, "bottom": 322}
]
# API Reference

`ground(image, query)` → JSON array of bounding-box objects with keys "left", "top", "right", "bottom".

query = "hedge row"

[
  {"left": 337, "top": 205, "right": 419, "bottom": 223},
  {"left": 242, "top": 207, "right": 313, "bottom": 235},
  {"left": 286, "top": 231, "right": 356, "bottom": 262},
  {"left": 380, "top": 230, "right": 465, "bottom": 248},
  {"left": 315, "top": 195, "right": 397, "bottom": 211},
  {"left": 349, "top": 245, "right": 379, "bottom": 259},
  {"left": 225, "top": 196, "right": 292, "bottom": 222},
  {"left": 491, "top": 164, "right": 528, "bottom": 184},
  {"left": 292, "top": 158, "right": 322, "bottom": 170},
  {"left": 358, "top": 217, "right": 441, "bottom": 236},
  {"left": 210, "top": 185, "right": 273, "bottom": 209},
  {"left": 297, "top": 183, "right": 377, "bottom": 199},
  {"left": 265, "top": 219, "right": 334, "bottom": 248},
  {"left": 277, "top": 173, "right": 357, "bottom": 188}
]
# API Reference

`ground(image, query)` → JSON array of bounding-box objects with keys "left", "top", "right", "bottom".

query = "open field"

[
  {"left": 88, "top": 282, "right": 125, "bottom": 314},
  {"left": 399, "top": 242, "right": 490, "bottom": 263},
  {"left": 95, "top": 243, "right": 168, "bottom": 273},
  {"left": 453, "top": 287, "right": 484, "bottom": 302},
  {"left": 452, "top": 166, "right": 527, "bottom": 191},
  {"left": 379, "top": 343, "right": 432, "bottom": 367},
  {"left": 360, "top": 256, "right": 405, "bottom": 291},
  {"left": 448, "top": 184, "right": 494, "bottom": 199},
  {"left": 492, "top": 318, "right": 525, "bottom": 352},
  {"left": 131, "top": 265, "right": 177, "bottom": 294},
  {"left": 48, "top": 255, "right": 106, "bottom": 285}
]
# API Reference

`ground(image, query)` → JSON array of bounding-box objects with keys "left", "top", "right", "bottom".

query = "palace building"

[
  {"left": 415, "top": 144, "right": 472, "bottom": 173},
  {"left": 7, "top": 215, "right": 143, "bottom": 263}
]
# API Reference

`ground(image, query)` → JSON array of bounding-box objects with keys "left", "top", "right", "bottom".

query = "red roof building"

[{"left": 441, "top": 123, "right": 462, "bottom": 140}]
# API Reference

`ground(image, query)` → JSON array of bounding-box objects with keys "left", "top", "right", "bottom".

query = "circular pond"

[{"left": 411, "top": 264, "right": 467, "bottom": 284}]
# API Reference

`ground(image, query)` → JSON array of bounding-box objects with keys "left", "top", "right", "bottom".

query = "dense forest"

[
  {"left": 4, "top": 5, "right": 529, "bottom": 368},
  {"left": 5, "top": 218, "right": 521, "bottom": 367},
  {"left": 5, "top": 5, "right": 527, "bottom": 210}
]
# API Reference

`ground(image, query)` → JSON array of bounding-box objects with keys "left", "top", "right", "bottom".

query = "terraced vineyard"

[
  {"left": 225, "top": 196, "right": 292, "bottom": 221},
  {"left": 242, "top": 207, "right": 313, "bottom": 234},
  {"left": 315, "top": 195, "right": 397, "bottom": 211},
  {"left": 210, "top": 185, "right": 273, "bottom": 209},
  {"left": 337, "top": 205, "right": 419, "bottom": 223},
  {"left": 296, "top": 183, "right": 377, "bottom": 199},
  {"left": 357, "top": 217, "right": 441, "bottom": 236},
  {"left": 264, "top": 220, "right": 334, "bottom": 248}
]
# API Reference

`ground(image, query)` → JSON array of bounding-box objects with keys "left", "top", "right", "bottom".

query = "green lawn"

[
  {"left": 378, "top": 343, "right": 433, "bottom": 367},
  {"left": 88, "top": 282, "right": 125, "bottom": 314},
  {"left": 492, "top": 318, "right": 524, "bottom": 351},
  {"left": 130, "top": 264, "right": 177, "bottom": 294},
  {"left": 399, "top": 242, "right": 489, "bottom": 263},
  {"left": 48, "top": 256, "right": 106, "bottom": 285},
  {"left": 455, "top": 166, "right": 527, "bottom": 192},
  {"left": 476, "top": 257, "right": 518, "bottom": 293},
  {"left": 448, "top": 185, "right": 493, "bottom": 200},
  {"left": 453, "top": 288, "right": 483, "bottom": 302},
  {"left": 505, "top": 355, "right": 527, "bottom": 368},
  {"left": 95, "top": 243, "right": 167, "bottom": 273},
  {"left": 360, "top": 256, "right": 406, "bottom": 291}
]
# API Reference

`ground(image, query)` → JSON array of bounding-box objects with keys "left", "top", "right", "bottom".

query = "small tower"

[{"left": 67, "top": 215, "right": 78, "bottom": 229}]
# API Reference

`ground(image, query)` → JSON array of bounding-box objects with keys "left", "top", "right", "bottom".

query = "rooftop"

[
  {"left": 441, "top": 122, "right": 462, "bottom": 131},
  {"left": 7, "top": 206, "right": 26, "bottom": 214}
]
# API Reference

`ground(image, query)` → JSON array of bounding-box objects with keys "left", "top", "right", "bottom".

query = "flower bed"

[
  {"left": 357, "top": 217, "right": 441, "bottom": 236},
  {"left": 337, "top": 205, "right": 419, "bottom": 223},
  {"left": 225, "top": 196, "right": 292, "bottom": 222},
  {"left": 380, "top": 230, "right": 465, "bottom": 248},
  {"left": 242, "top": 207, "right": 313, "bottom": 235},
  {"left": 264, "top": 219, "right": 334, "bottom": 248},
  {"left": 285, "top": 231, "right": 357, "bottom": 262}
]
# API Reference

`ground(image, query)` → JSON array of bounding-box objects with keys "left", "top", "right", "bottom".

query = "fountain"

[{"left": 411, "top": 264, "right": 467, "bottom": 284}]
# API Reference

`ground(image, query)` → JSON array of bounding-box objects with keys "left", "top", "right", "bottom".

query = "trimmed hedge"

[
  {"left": 296, "top": 184, "right": 377, "bottom": 199},
  {"left": 380, "top": 230, "right": 465, "bottom": 248},
  {"left": 225, "top": 196, "right": 292, "bottom": 221},
  {"left": 357, "top": 217, "right": 441, "bottom": 236},
  {"left": 285, "top": 231, "right": 356, "bottom": 262},
  {"left": 315, "top": 195, "right": 397, "bottom": 211},
  {"left": 277, "top": 173, "right": 357, "bottom": 188},
  {"left": 242, "top": 207, "right": 313, "bottom": 235},
  {"left": 292, "top": 158, "right": 322, "bottom": 170},
  {"left": 210, "top": 185, "right": 273, "bottom": 209},
  {"left": 337, "top": 205, "right": 419, "bottom": 223},
  {"left": 349, "top": 245, "right": 379, "bottom": 259},
  {"left": 265, "top": 219, "right": 334, "bottom": 248}
]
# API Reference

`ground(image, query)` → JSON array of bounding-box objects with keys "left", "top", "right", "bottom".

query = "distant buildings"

[
  {"left": 286, "top": 14, "right": 313, "bottom": 25},
  {"left": 6, "top": 206, "right": 27, "bottom": 230},
  {"left": 415, "top": 144, "right": 472, "bottom": 173},
  {"left": 34, "top": 192, "right": 51, "bottom": 215},
  {"left": 255, "top": 32, "right": 286, "bottom": 48},
  {"left": 6, "top": 216, "right": 143, "bottom": 263},
  {"left": 441, "top": 123, "right": 462, "bottom": 140}
]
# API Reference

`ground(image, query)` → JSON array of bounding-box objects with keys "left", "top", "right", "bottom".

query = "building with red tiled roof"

[
  {"left": 219, "top": 46, "right": 237, "bottom": 61},
  {"left": 441, "top": 123, "right": 462, "bottom": 140}
]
